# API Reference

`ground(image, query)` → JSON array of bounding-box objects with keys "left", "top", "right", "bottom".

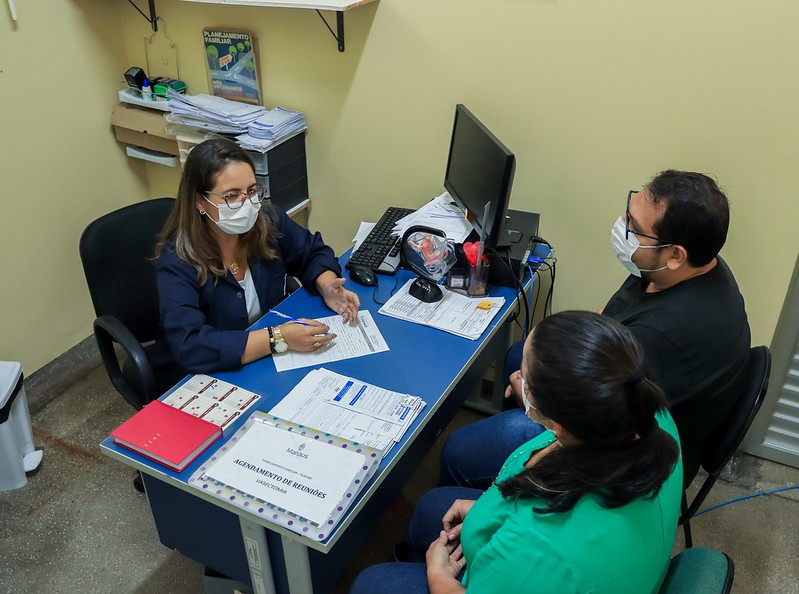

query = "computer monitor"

[{"left": 444, "top": 104, "right": 516, "bottom": 249}]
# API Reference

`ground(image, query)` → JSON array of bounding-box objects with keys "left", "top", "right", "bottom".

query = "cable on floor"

[{"left": 694, "top": 484, "right": 799, "bottom": 517}]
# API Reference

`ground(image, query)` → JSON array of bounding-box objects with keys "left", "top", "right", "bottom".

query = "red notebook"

[{"left": 111, "top": 400, "right": 222, "bottom": 472}]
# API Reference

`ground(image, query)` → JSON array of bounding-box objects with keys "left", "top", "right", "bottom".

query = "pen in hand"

[{"left": 268, "top": 309, "right": 331, "bottom": 335}]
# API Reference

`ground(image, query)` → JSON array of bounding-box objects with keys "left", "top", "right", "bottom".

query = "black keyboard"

[{"left": 346, "top": 206, "right": 416, "bottom": 275}]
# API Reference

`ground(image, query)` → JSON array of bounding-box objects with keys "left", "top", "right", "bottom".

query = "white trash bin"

[{"left": 0, "top": 361, "right": 43, "bottom": 491}]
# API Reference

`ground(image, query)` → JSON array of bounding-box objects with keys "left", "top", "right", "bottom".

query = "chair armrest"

[{"left": 93, "top": 315, "right": 157, "bottom": 410}]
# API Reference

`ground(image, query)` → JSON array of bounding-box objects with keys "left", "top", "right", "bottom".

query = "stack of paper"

[
  {"left": 392, "top": 192, "right": 473, "bottom": 243},
  {"left": 379, "top": 279, "right": 505, "bottom": 340},
  {"left": 269, "top": 368, "right": 425, "bottom": 457},
  {"left": 235, "top": 107, "right": 307, "bottom": 152},
  {"left": 165, "top": 89, "right": 267, "bottom": 134}
]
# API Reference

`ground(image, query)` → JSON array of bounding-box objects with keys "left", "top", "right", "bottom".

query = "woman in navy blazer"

[{"left": 154, "top": 138, "right": 359, "bottom": 373}]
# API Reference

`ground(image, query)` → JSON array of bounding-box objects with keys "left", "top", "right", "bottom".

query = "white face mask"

[
  {"left": 521, "top": 377, "right": 535, "bottom": 420},
  {"left": 610, "top": 217, "right": 670, "bottom": 277},
  {"left": 204, "top": 197, "right": 261, "bottom": 235}
]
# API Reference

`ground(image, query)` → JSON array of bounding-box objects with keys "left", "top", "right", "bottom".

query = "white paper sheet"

[
  {"left": 378, "top": 280, "right": 505, "bottom": 340},
  {"left": 351, "top": 221, "right": 376, "bottom": 252},
  {"left": 273, "top": 310, "right": 389, "bottom": 372},
  {"left": 268, "top": 368, "right": 425, "bottom": 454},
  {"left": 392, "top": 193, "right": 473, "bottom": 243},
  {"left": 205, "top": 419, "right": 366, "bottom": 525}
]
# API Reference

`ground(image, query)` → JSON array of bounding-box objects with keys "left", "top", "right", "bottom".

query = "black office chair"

[
  {"left": 79, "top": 198, "right": 180, "bottom": 411},
  {"left": 679, "top": 345, "right": 771, "bottom": 548},
  {"left": 659, "top": 547, "right": 734, "bottom": 594}
]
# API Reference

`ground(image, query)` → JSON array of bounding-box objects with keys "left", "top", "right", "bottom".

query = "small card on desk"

[{"left": 111, "top": 400, "right": 222, "bottom": 472}]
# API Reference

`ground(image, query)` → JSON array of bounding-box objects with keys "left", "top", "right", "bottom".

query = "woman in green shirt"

[{"left": 350, "top": 310, "right": 682, "bottom": 594}]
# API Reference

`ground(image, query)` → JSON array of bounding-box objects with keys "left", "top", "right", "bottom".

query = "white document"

[
  {"left": 392, "top": 193, "right": 473, "bottom": 243},
  {"left": 269, "top": 368, "right": 425, "bottom": 453},
  {"left": 273, "top": 310, "right": 389, "bottom": 372},
  {"left": 352, "top": 221, "right": 376, "bottom": 252},
  {"left": 378, "top": 280, "right": 505, "bottom": 340},
  {"left": 205, "top": 419, "right": 366, "bottom": 526}
]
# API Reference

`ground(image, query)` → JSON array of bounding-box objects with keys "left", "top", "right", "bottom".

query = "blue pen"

[
  {"left": 268, "top": 309, "right": 331, "bottom": 335},
  {"left": 268, "top": 309, "right": 311, "bottom": 326}
]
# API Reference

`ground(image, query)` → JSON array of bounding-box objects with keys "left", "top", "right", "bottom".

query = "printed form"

[
  {"left": 269, "top": 368, "right": 424, "bottom": 455},
  {"left": 273, "top": 310, "right": 389, "bottom": 372},
  {"left": 378, "top": 280, "right": 505, "bottom": 340}
]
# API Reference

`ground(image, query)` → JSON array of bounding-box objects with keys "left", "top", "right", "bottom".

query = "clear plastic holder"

[{"left": 467, "top": 261, "right": 490, "bottom": 297}]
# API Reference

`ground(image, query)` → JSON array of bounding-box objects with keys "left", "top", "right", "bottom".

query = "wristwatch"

[{"left": 268, "top": 326, "right": 289, "bottom": 354}]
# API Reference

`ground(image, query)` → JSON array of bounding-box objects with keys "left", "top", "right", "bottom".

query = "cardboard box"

[{"left": 111, "top": 103, "right": 179, "bottom": 156}]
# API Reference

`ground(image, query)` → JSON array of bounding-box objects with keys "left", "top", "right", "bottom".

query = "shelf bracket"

[
  {"left": 127, "top": 0, "right": 159, "bottom": 32},
  {"left": 316, "top": 9, "right": 346, "bottom": 52}
]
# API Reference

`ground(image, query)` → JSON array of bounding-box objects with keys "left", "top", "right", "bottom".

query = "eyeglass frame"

[
  {"left": 204, "top": 184, "right": 270, "bottom": 210},
  {"left": 625, "top": 189, "right": 674, "bottom": 244}
]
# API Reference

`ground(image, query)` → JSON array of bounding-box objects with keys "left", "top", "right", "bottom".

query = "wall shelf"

[{"left": 178, "top": 0, "right": 378, "bottom": 52}]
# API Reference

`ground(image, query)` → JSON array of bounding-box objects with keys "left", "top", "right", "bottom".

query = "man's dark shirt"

[{"left": 603, "top": 256, "right": 751, "bottom": 484}]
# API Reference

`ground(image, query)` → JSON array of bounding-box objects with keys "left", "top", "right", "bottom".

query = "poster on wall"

[{"left": 203, "top": 28, "right": 262, "bottom": 105}]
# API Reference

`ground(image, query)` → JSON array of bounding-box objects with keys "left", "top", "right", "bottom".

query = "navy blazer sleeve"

[
  {"left": 156, "top": 248, "right": 250, "bottom": 373},
  {"left": 272, "top": 207, "right": 341, "bottom": 293}
]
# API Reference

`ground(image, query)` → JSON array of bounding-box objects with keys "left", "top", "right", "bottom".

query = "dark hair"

[
  {"left": 155, "top": 138, "right": 279, "bottom": 285},
  {"left": 497, "top": 311, "right": 679, "bottom": 513},
  {"left": 647, "top": 170, "right": 729, "bottom": 267}
]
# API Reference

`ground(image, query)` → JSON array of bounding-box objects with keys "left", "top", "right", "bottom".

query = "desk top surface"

[{"left": 101, "top": 253, "right": 533, "bottom": 549}]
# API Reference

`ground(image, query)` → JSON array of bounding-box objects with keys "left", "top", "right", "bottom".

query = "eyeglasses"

[
  {"left": 204, "top": 185, "right": 269, "bottom": 209},
  {"left": 625, "top": 189, "right": 670, "bottom": 243}
]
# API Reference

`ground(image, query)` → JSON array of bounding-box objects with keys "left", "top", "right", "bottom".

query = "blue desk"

[{"left": 101, "top": 256, "right": 534, "bottom": 594}]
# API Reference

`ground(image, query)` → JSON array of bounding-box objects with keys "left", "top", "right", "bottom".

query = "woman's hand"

[
  {"left": 442, "top": 499, "right": 476, "bottom": 541},
  {"left": 505, "top": 370, "right": 524, "bottom": 408},
  {"left": 279, "top": 320, "right": 335, "bottom": 352},
  {"left": 426, "top": 530, "right": 466, "bottom": 593},
  {"left": 316, "top": 271, "right": 360, "bottom": 322}
]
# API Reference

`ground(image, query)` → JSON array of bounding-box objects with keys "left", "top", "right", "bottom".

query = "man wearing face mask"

[
  {"left": 440, "top": 170, "right": 750, "bottom": 489},
  {"left": 153, "top": 138, "right": 359, "bottom": 380}
]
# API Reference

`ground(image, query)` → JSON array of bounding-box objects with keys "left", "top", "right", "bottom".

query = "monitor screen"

[{"left": 444, "top": 104, "right": 515, "bottom": 249}]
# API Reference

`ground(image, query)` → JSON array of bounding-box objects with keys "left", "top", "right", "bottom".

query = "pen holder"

[{"left": 467, "top": 261, "right": 490, "bottom": 297}]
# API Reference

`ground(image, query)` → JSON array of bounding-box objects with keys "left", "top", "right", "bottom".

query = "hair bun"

[{"left": 625, "top": 368, "right": 646, "bottom": 387}]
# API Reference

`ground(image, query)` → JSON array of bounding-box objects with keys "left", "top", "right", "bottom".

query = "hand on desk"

[
  {"left": 317, "top": 271, "right": 361, "bottom": 323},
  {"left": 281, "top": 320, "right": 336, "bottom": 352}
]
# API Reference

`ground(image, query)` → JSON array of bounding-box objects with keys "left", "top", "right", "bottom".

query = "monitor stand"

[{"left": 488, "top": 209, "right": 541, "bottom": 288}]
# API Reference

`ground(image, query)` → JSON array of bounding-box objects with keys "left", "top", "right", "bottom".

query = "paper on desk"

[
  {"left": 273, "top": 310, "right": 389, "bottom": 373},
  {"left": 269, "top": 368, "right": 425, "bottom": 455},
  {"left": 205, "top": 417, "right": 366, "bottom": 526},
  {"left": 378, "top": 280, "right": 505, "bottom": 340},
  {"left": 352, "top": 221, "right": 376, "bottom": 252},
  {"left": 393, "top": 192, "right": 473, "bottom": 243}
]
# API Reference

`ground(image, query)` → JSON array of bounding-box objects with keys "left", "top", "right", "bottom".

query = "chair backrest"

[
  {"left": 700, "top": 345, "right": 771, "bottom": 475},
  {"left": 659, "top": 547, "right": 734, "bottom": 594},
  {"left": 79, "top": 198, "right": 175, "bottom": 343}
]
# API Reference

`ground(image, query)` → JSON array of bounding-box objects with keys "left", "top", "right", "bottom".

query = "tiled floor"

[{"left": 1, "top": 365, "right": 798, "bottom": 593}]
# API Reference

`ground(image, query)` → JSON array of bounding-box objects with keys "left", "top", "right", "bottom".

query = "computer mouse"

[
  {"left": 408, "top": 277, "right": 443, "bottom": 303},
  {"left": 349, "top": 266, "right": 378, "bottom": 287}
]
